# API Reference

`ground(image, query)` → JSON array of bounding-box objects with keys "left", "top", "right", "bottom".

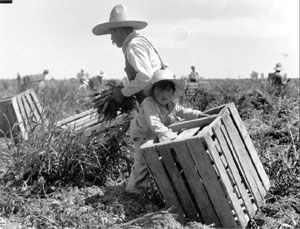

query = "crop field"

[{"left": 0, "top": 77, "right": 299, "bottom": 228}]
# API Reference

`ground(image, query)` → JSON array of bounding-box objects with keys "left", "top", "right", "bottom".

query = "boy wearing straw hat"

[
  {"left": 127, "top": 69, "right": 208, "bottom": 194},
  {"left": 92, "top": 4, "right": 166, "bottom": 104}
]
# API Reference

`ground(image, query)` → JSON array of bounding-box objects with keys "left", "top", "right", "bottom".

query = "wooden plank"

[
  {"left": 156, "top": 144, "right": 199, "bottom": 219},
  {"left": 60, "top": 112, "right": 99, "bottom": 129},
  {"left": 171, "top": 141, "right": 221, "bottom": 226},
  {"left": 27, "top": 91, "right": 43, "bottom": 122},
  {"left": 28, "top": 89, "right": 45, "bottom": 122},
  {"left": 84, "top": 115, "right": 125, "bottom": 137},
  {"left": 74, "top": 119, "right": 100, "bottom": 132},
  {"left": 204, "top": 104, "right": 228, "bottom": 115},
  {"left": 169, "top": 115, "right": 218, "bottom": 132},
  {"left": 24, "top": 93, "right": 39, "bottom": 123},
  {"left": 176, "top": 127, "right": 199, "bottom": 140},
  {"left": 142, "top": 147, "right": 184, "bottom": 217},
  {"left": 19, "top": 94, "right": 33, "bottom": 122},
  {"left": 213, "top": 124, "right": 257, "bottom": 216},
  {"left": 221, "top": 113, "right": 265, "bottom": 205},
  {"left": 186, "top": 137, "right": 238, "bottom": 228},
  {"left": 227, "top": 103, "right": 270, "bottom": 191},
  {"left": 203, "top": 133, "right": 248, "bottom": 227},
  {"left": 16, "top": 95, "right": 29, "bottom": 134},
  {"left": 57, "top": 108, "right": 97, "bottom": 126},
  {"left": 11, "top": 97, "right": 27, "bottom": 139}
]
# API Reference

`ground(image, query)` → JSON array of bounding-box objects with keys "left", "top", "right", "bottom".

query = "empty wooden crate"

[
  {"left": 56, "top": 108, "right": 127, "bottom": 138},
  {"left": 0, "top": 89, "right": 46, "bottom": 139},
  {"left": 141, "top": 103, "right": 270, "bottom": 228}
]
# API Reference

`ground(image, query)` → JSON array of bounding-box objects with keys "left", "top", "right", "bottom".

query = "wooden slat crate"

[
  {"left": 0, "top": 89, "right": 46, "bottom": 139},
  {"left": 141, "top": 103, "right": 270, "bottom": 228},
  {"left": 185, "top": 81, "right": 212, "bottom": 96},
  {"left": 28, "top": 74, "right": 46, "bottom": 83},
  {"left": 56, "top": 108, "right": 126, "bottom": 137},
  {"left": 56, "top": 108, "right": 99, "bottom": 132}
]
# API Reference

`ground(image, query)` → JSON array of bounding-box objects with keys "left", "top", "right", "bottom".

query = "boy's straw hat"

[
  {"left": 92, "top": 4, "right": 147, "bottom": 36},
  {"left": 151, "top": 69, "right": 186, "bottom": 97}
]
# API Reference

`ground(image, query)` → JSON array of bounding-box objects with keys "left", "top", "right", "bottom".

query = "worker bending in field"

[
  {"left": 127, "top": 69, "right": 209, "bottom": 194},
  {"left": 92, "top": 4, "right": 166, "bottom": 104}
]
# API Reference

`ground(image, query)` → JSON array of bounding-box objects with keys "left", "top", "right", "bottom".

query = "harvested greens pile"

[{"left": 92, "top": 82, "right": 136, "bottom": 121}]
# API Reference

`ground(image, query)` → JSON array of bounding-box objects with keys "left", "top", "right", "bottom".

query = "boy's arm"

[
  {"left": 175, "top": 103, "right": 208, "bottom": 120},
  {"left": 143, "top": 100, "right": 177, "bottom": 142}
]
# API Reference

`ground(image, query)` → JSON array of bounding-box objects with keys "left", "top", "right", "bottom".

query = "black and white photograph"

[{"left": 0, "top": 0, "right": 299, "bottom": 228}]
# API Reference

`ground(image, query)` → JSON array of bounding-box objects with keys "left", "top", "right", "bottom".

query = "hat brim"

[
  {"left": 92, "top": 21, "right": 147, "bottom": 35},
  {"left": 151, "top": 79, "right": 186, "bottom": 98}
]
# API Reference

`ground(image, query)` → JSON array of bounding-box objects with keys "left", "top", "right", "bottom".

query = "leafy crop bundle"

[{"left": 92, "top": 82, "right": 136, "bottom": 121}]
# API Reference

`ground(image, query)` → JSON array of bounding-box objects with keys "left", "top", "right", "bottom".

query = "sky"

[{"left": 0, "top": 0, "right": 299, "bottom": 80}]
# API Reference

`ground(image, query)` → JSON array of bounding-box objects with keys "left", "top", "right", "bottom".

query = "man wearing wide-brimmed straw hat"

[{"left": 92, "top": 4, "right": 166, "bottom": 104}]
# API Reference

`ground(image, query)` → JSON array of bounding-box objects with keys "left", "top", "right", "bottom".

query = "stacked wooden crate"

[
  {"left": 56, "top": 108, "right": 126, "bottom": 137},
  {"left": 141, "top": 103, "right": 270, "bottom": 228},
  {"left": 0, "top": 89, "right": 46, "bottom": 139},
  {"left": 185, "top": 81, "right": 212, "bottom": 96}
]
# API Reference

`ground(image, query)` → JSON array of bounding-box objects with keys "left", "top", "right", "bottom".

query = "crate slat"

[
  {"left": 56, "top": 108, "right": 97, "bottom": 127},
  {"left": 169, "top": 115, "right": 218, "bottom": 132},
  {"left": 203, "top": 132, "right": 248, "bottom": 227},
  {"left": 28, "top": 89, "right": 46, "bottom": 123},
  {"left": 83, "top": 115, "right": 125, "bottom": 137},
  {"left": 213, "top": 124, "right": 257, "bottom": 216},
  {"left": 157, "top": 144, "right": 199, "bottom": 219},
  {"left": 16, "top": 95, "right": 29, "bottom": 134},
  {"left": 186, "top": 137, "right": 238, "bottom": 227},
  {"left": 25, "top": 92, "right": 40, "bottom": 123},
  {"left": 227, "top": 104, "right": 270, "bottom": 190},
  {"left": 171, "top": 141, "right": 221, "bottom": 226},
  {"left": 59, "top": 112, "right": 99, "bottom": 130},
  {"left": 142, "top": 147, "right": 184, "bottom": 216},
  {"left": 11, "top": 97, "right": 27, "bottom": 138},
  {"left": 221, "top": 113, "right": 265, "bottom": 205}
]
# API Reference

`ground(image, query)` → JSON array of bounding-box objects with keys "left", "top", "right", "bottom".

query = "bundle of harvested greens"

[{"left": 92, "top": 82, "right": 136, "bottom": 121}]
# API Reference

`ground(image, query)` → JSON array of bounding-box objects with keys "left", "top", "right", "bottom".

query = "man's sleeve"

[{"left": 121, "top": 42, "right": 153, "bottom": 97}]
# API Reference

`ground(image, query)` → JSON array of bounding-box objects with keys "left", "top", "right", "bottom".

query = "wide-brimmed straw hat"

[
  {"left": 151, "top": 69, "right": 186, "bottom": 97},
  {"left": 92, "top": 4, "right": 147, "bottom": 36}
]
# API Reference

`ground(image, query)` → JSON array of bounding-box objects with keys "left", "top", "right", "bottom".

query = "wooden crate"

[
  {"left": 141, "top": 103, "right": 270, "bottom": 228},
  {"left": 56, "top": 108, "right": 126, "bottom": 137},
  {"left": 186, "top": 81, "right": 212, "bottom": 96},
  {"left": 0, "top": 89, "right": 46, "bottom": 139},
  {"left": 56, "top": 108, "right": 100, "bottom": 132}
]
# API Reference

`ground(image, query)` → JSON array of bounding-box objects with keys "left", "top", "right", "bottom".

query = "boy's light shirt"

[
  {"left": 130, "top": 97, "right": 203, "bottom": 142},
  {"left": 121, "top": 31, "right": 162, "bottom": 97}
]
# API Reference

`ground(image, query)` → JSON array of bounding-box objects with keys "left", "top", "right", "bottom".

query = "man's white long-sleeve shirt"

[{"left": 121, "top": 31, "right": 162, "bottom": 97}]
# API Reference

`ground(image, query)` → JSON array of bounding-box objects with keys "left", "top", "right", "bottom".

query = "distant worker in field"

[
  {"left": 188, "top": 65, "right": 199, "bottom": 82},
  {"left": 268, "top": 63, "right": 285, "bottom": 86},
  {"left": 98, "top": 70, "right": 105, "bottom": 85},
  {"left": 127, "top": 69, "right": 209, "bottom": 194},
  {"left": 92, "top": 4, "right": 167, "bottom": 104},
  {"left": 17, "top": 69, "right": 49, "bottom": 92},
  {"left": 268, "top": 63, "right": 289, "bottom": 97},
  {"left": 77, "top": 69, "right": 89, "bottom": 89}
]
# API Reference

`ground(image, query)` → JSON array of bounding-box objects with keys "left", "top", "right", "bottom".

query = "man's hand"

[{"left": 112, "top": 87, "right": 126, "bottom": 104}]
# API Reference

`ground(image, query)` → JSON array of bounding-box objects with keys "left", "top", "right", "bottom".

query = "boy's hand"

[
  {"left": 159, "top": 131, "right": 177, "bottom": 142},
  {"left": 198, "top": 113, "right": 210, "bottom": 118}
]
